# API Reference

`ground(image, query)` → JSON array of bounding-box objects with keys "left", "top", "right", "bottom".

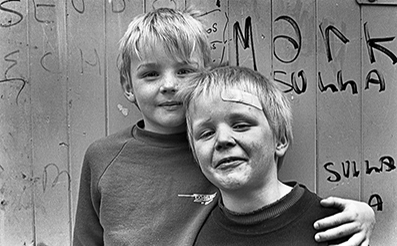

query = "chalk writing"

[
  {"left": 233, "top": 16, "right": 257, "bottom": 71},
  {"left": 32, "top": 0, "right": 55, "bottom": 23},
  {"left": 79, "top": 48, "right": 101, "bottom": 75},
  {"left": 111, "top": 0, "right": 126, "bottom": 13},
  {"left": 319, "top": 23, "right": 350, "bottom": 62},
  {"left": 71, "top": 0, "right": 85, "bottom": 14},
  {"left": 4, "top": 49, "right": 19, "bottom": 77},
  {"left": 366, "top": 156, "right": 396, "bottom": 174},
  {"left": 365, "top": 69, "right": 386, "bottom": 92},
  {"left": 318, "top": 70, "right": 358, "bottom": 94},
  {"left": 2, "top": 50, "right": 27, "bottom": 104},
  {"left": 324, "top": 160, "right": 360, "bottom": 183},
  {"left": 274, "top": 15, "right": 301, "bottom": 64},
  {"left": 152, "top": 0, "right": 177, "bottom": 9},
  {"left": 42, "top": 163, "right": 71, "bottom": 193},
  {"left": 324, "top": 156, "right": 395, "bottom": 212},
  {"left": 39, "top": 51, "right": 61, "bottom": 74},
  {"left": 228, "top": 15, "right": 396, "bottom": 95},
  {"left": 368, "top": 194, "right": 383, "bottom": 211},
  {"left": 324, "top": 155, "right": 395, "bottom": 182},
  {"left": 200, "top": 7, "right": 229, "bottom": 65},
  {"left": 274, "top": 70, "right": 307, "bottom": 94},
  {"left": 364, "top": 22, "right": 397, "bottom": 65},
  {"left": 0, "top": 0, "right": 23, "bottom": 27},
  {"left": 0, "top": 77, "right": 27, "bottom": 104}
]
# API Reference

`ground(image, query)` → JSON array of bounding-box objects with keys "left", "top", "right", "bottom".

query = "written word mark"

[
  {"left": 233, "top": 16, "right": 397, "bottom": 71},
  {"left": 324, "top": 155, "right": 395, "bottom": 183}
]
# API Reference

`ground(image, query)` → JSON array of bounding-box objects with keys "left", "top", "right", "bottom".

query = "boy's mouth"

[
  {"left": 215, "top": 157, "right": 247, "bottom": 169},
  {"left": 159, "top": 101, "right": 182, "bottom": 107}
]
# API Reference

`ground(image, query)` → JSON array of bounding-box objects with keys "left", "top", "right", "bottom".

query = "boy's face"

[
  {"left": 127, "top": 46, "right": 203, "bottom": 134},
  {"left": 189, "top": 89, "right": 285, "bottom": 192}
]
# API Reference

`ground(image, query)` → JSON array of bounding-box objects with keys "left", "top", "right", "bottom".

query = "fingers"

[
  {"left": 314, "top": 210, "right": 359, "bottom": 230},
  {"left": 315, "top": 196, "right": 375, "bottom": 245},
  {"left": 327, "top": 233, "right": 369, "bottom": 246},
  {"left": 315, "top": 221, "right": 362, "bottom": 242},
  {"left": 320, "top": 196, "right": 348, "bottom": 209}
]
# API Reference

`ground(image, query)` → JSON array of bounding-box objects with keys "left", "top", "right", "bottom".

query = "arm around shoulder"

[{"left": 314, "top": 196, "right": 375, "bottom": 246}]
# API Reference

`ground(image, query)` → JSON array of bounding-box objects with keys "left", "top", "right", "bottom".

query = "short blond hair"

[
  {"left": 179, "top": 66, "right": 293, "bottom": 169},
  {"left": 118, "top": 7, "right": 211, "bottom": 90}
]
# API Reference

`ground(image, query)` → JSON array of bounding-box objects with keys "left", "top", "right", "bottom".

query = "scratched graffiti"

[
  {"left": 323, "top": 154, "right": 395, "bottom": 211},
  {"left": 1, "top": 1, "right": 397, "bottom": 245}
]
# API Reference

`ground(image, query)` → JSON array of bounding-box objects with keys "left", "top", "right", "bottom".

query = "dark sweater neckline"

[
  {"left": 214, "top": 182, "right": 309, "bottom": 235},
  {"left": 132, "top": 120, "right": 189, "bottom": 148}
]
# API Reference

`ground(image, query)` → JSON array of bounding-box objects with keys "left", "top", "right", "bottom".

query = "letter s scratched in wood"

[{"left": 0, "top": 0, "right": 23, "bottom": 27}]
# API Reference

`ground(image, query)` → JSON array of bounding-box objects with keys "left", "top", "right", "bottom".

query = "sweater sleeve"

[{"left": 73, "top": 152, "right": 104, "bottom": 246}]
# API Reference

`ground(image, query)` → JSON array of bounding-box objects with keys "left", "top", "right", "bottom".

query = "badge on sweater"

[{"left": 178, "top": 192, "right": 217, "bottom": 205}]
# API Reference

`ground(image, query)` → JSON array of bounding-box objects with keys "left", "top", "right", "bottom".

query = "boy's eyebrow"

[
  {"left": 221, "top": 89, "right": 263, "bottom": 110},
  {"left": 192, "top": 117, "right": 212, "bottom": 131},
  {"left": 136, "top": 63, "right": 157, "bottom": 70},
  {"left": 136, "top": 61, "right": 199, "bottom": 71}
]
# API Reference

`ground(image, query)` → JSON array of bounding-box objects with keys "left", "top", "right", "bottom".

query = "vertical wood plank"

[
  {"left": 145, "top": 0, "right": 185, "bottom": 11},
  {"left": 316, "top": 0, "right": 362, "bottom": 199},
  {"left": 186, "top": 0, "right": 229, "bottom": 67},
  {"left": 361, "top": 5, "right": 397, "bottom": 245},
  {"left": 273, "top": 0, "right": 317, "bottom": 191},
  {"left": 228, "top": 0, "right": 272, "bottom": 77},
  {"left": 67, "top": 0, "right": 107, "bottom": 231},
  {"left": 0, "top": 1, "right": 34, "bottom": 245},
  {"left": 106, "top": 0, "right": 144, "bottom": 135},
  {"left": 28, "top": 1, "right": 70, "bottom": 245}
]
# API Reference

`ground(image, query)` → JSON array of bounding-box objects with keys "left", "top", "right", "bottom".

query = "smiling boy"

[
  {"left": 179, "top": 66, "right": 366, "bottom": 245},
  {"left": 73, "top": 7, "right": 375, "bottom": 246}
]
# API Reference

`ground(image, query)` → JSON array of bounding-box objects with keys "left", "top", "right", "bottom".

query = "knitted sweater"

[
  {"left": 73, "top": 120, "right": 218, "bottom": 246},
  {"left": 194, "top": 182, "right": 345, "bottom": 246}
]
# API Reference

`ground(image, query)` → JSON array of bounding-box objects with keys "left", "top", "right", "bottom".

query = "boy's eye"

[
  {"left": 141, "top": 71, "right": 159, "bottom": 78},
  {"left": 197, "top": 129, "right": 214, "bottom": 140},
  {"left": 233, "top": 122, "right": 251, "bottom": 131},
  {"left": 177, "top": 68, "right": 196, "bottom": 75}
]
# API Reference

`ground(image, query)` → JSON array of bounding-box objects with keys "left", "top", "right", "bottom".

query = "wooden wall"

[{"left": 0, "top": 0, "right": 396, "bottom": 245}]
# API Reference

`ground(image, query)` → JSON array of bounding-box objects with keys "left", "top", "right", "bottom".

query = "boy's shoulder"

[
  {"left": 288, "top": 183, "right": 340, "bottom": 222},
  {"left": 85, "top": 126, "right": 134, "bottom": 160},
  {"left": 297, "top": 184, "right": 350, "bottom": 244}
]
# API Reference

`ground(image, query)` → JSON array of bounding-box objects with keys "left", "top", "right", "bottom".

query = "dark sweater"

[
  {"left": 73, "top": 120, "right": 217, "bottom": 245},
  {"left": 194, "top": 182, "right": 345, "bottom": 246}
]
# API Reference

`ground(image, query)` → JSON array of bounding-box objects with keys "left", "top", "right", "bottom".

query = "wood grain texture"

[{"left": 0, "top": 0, "right": 395, "bottom": 245}]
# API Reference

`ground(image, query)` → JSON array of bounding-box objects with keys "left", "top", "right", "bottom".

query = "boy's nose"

[
  {"left": 215, "top": 128, "right": 236, "bottom": 151},
  {"left": 160, "top": 75, "right": 178, "bottom": 93}
]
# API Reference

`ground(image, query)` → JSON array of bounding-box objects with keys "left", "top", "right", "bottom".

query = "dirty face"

[{"left": 189, "top": 89, "right": 284, "bottom": 193}]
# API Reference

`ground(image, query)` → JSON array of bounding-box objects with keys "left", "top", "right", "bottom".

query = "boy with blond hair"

[
  {"left": 179, "top": 66, "right": 372, "bottom": 245},
  {"left": 73, "top": 7, "right": 374, "bottom": 246}
]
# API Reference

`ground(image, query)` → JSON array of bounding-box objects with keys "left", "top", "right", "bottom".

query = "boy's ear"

[
  {"left": 275, "top": 136, "right": 289, "bottom": 157},
  {"left": 124, "top": 90, "right": 135, "bottom": 103},
  {"left": 123, "top": 82, "right": 136, "bottom": 103}
]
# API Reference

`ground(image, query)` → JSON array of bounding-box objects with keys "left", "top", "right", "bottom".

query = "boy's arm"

[
  {"left": 73, "top": 158, "right": 104, "bottom": 246},
  {"left": 313, "top": 197, "right": 375, "bottom": 246}
]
